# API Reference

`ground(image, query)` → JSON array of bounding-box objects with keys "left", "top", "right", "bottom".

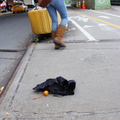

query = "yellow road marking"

[{"left": 68, "top": 9, "right": 120, "bottom": 29}]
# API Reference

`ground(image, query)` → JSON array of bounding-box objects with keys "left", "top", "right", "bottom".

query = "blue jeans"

[{"left": 46, "top": 0, "right": 68, "bottom": 31}]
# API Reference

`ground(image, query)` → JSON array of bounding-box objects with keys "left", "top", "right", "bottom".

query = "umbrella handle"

[{"left": 33, "top": 95, "right": 45, "bottom": 100}]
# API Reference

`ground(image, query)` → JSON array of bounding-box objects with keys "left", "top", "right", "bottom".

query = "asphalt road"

[
  {"left": 0, "top": 11, "right": 36, "bottom": 88},
  {"left": 67, "top": 5, "right": 120, "bottom": 41}
]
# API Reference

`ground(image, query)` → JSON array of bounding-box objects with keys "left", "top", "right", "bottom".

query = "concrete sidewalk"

[{"left": 1, "top": 41, "right": 120, "bottom": 120}]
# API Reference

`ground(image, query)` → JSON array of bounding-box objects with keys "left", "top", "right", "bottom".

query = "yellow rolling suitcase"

[{"left": 28, "top": 8, "right": 61, "bottom": 35}]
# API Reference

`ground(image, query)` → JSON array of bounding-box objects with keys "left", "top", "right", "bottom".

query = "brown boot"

[
  {"left": 53, "top": 25, "right": 66, "bottom": 48},
  {"left": 52, "top": 30, "right": 61, "bottom": 49}
]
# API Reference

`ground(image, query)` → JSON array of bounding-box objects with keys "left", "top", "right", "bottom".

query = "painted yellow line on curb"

[{"left": 68, "top": 9, "right": 120, "bottom": 29}]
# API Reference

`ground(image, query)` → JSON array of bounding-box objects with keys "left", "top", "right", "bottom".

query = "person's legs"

[
  {"left": 52, "top": 0, "right": 68, "bottom": 26},
  {"left": 47, "top": 4, "right": 60, "bottom": 49},
  {"left": 47, "top": 0, "right": 68, "bottom": 29},
  {"left": 46, "top": 4, "right": 58, "bottom": 31},
  {"left": 50, "top": 0, "right": 68, "bottom": 48},
  {"left": 47, "top": 0, "right": 68, "bottom": 49}
]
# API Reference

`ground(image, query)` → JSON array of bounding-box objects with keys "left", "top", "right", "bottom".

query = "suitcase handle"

[{"left": 33, "top": 5, "right": 43, "bottom": 11}]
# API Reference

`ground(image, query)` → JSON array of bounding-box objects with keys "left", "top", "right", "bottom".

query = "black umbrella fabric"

[{"left": 33, "top": 76, "right": 76, "bottom": 96}]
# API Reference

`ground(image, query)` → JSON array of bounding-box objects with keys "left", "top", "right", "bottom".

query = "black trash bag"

[{"left": 33, "top": 76, "right": 76, "bottom": 96}]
